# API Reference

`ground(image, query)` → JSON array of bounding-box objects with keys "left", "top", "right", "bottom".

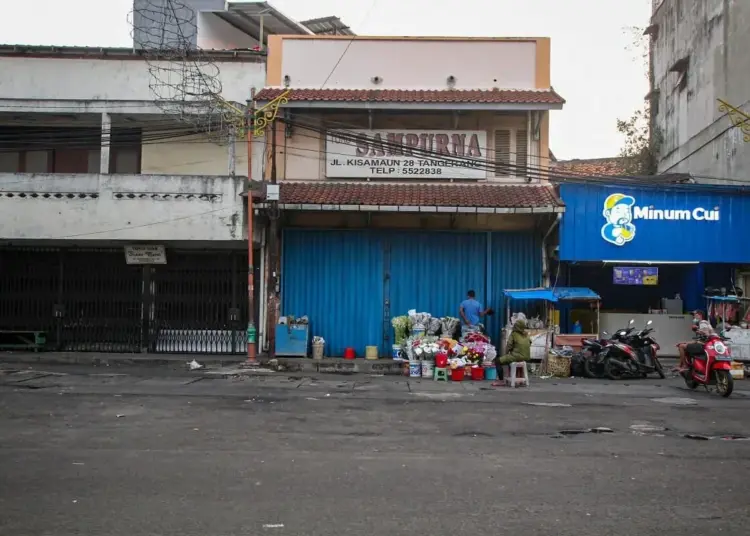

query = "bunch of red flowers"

[{"left": 463, "top": 332, "right": 490, "bottom": 344}]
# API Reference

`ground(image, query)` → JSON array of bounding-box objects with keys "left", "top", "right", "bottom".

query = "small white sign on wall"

[{"left": 124, "top": 245, "right": 167, "bottom": 265}]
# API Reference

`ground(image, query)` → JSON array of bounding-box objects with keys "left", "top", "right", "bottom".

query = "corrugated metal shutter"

[
  {"left": 487, "top": 231, "right": 541, "bottom": 342},
  {"left": 389, "top": 232, "right": 487, "bottom": 345},
  {"left": 494, "top": 129, "right": 511, "bottom": 177},
  {"left": 281, "top": 230, "right": 384, "bottom": 357},
  {"left": 281, "top": 229, "right": 542, "bottom": 357},
  {"left": 515, "top": 130, "right": 528, "bottom": 179}
]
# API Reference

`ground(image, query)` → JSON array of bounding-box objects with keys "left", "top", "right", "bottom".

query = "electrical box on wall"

[{"left": 267, "top": 184, "right": 280, "bottom": 201}]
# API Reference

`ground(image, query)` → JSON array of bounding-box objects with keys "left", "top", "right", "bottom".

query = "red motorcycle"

[{"left": 680, "top": 327, "right": 734, "bottom": 397}]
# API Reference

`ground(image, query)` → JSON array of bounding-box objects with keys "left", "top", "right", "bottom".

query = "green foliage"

[{"left": 617, "top": 105, "right": 663, "bottom": 175}]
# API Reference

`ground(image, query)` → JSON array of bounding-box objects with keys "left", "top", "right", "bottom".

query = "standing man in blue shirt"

[{"left": 459, "top": 290, "right": 491, "bottom": 334}]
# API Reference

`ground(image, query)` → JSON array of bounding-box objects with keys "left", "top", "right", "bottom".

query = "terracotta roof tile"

[
  {"left": 277, "top": 182, "right": 563, "bottom": 208},
  {"left": 554, "top": 157, "right": 628, "bottom": 176},
  {"left": 255, "top": 87, "right": 565, "bottom": 105}
]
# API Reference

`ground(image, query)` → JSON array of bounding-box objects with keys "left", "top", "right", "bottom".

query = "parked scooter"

[
  {"left": 604, "top": 319, "right": 666, "bottom": 380},
  {"left": 581, "top": 333, "right": 613, "bottom": 379},
  {"left": 582, "top": 323, "right": 636, "bottom": 379},
  {"left": 680, "top": 326, "right": 734, "bottom": 397}
]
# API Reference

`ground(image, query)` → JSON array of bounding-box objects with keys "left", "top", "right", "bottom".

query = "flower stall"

[{"left": 391, "top": 309, "right": 498, "bottom": 382}]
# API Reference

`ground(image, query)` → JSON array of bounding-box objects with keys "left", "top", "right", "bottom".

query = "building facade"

[
  {"left": 649, "top": 0, "right": 750, "bottom": 180},
  {"left": 0, "top": 1, "right": 346, "bottom": 355},
  {"left": 254, "top": 35, "right": 566, "bottom": 357}
]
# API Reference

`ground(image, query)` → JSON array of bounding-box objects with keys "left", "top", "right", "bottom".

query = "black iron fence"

[{"left": 0, "top": 247, "right": 258, "bottom": 354}]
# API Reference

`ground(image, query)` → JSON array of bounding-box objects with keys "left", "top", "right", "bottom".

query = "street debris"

[
  {"left": 187, "top": 359, "right": 204, "bottom": 371},
  {"left": 116, "top": 414, "right": 125, "bottom": 418},
  {"left": 262, "top": 524, "right": 284, "bottom": 529},
  {"left": 650, "top": 397, "right": 697, "bottom": 406},
  {"left": 525, "top": 402, "right": 572, "bottom": 407}
]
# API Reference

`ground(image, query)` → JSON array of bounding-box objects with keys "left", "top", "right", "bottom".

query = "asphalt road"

[{"left": 1, "top": 364, "right": 749, "bottom": 536}]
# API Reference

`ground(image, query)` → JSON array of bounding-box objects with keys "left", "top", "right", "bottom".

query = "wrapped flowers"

[
  {"left": 391, "top": 316, "right": 411, "bottom": 346},
  {"left": 440, "top": 316, "right": 460, "bottom": 338}
]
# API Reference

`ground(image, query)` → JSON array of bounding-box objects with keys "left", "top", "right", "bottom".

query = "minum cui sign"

[{"left": 326, "top": 129, "right": 487, "bottom": 179}]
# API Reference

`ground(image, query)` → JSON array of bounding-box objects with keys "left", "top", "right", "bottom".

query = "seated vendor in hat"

[{"left": 493, "top": 318, "right": 531, "bottom": 387}]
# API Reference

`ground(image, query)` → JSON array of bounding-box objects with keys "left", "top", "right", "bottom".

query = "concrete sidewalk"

[{"left": 0, "top": 351, "right": 410, "bottom": 374}]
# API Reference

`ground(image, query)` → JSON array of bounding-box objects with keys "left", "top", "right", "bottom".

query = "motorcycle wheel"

[
  {"left": 655, "top": 359, "right": 666, "bottom": 379},
  {"left": 583, "top": 356, "right": 600, "bottom": 378},
  {"left": 715, "top": 370, "right": 734, "bottom": 397},
  {"left": 604, "top": 358, "right": 625, "bottom": 381},
  {"left": 683, "top": 372, "right": 698, "bottom": 390}
]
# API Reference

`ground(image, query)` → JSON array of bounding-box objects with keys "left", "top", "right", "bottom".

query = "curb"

[{"left": 0, "top": 352, "right": 407, "bottom": 375}]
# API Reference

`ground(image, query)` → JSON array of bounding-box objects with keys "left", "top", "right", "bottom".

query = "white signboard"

[
  {"left": 124, "top": 245, "right": 167, "bottom": 265},
  {"left": 326, "top": 129, "right": 487, "bottom": 179}
]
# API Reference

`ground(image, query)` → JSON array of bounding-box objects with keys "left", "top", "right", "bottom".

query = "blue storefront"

[
  {"left": 281, "top": 229, "right": 541, "bottom": 357},
  {"left": 559, "top": 183, "right": 750, "bottom": 325}
]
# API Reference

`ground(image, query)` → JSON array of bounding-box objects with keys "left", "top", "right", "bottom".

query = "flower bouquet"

[
  {"left": 408, "top": 310, "right": 431, "bottom": 333},
  {"left": 426, "top": 316, "right": 442, "bottom": 336},
  {"left": 463, "top": 342, "right": 486, "bottom": 366},
  {"left": 440, "top": 316, "right": 460, "bottom": 338},
  {"left": 391, "top": 316, "right": 411, "bottom": 346},
  {"left": 462, "top": 331, "right": 490, "bottom": 344},
  {"left": 414, "top": 341, "right": 440, "bottom": 360}
]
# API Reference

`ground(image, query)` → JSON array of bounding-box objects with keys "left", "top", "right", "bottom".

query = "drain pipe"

[{"left": 542, "top": 213, "right": 561, "bottom": 287}]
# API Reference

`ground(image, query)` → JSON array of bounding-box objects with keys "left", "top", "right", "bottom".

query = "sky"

[{"left": 0, "top": 0, "right": 651, "bottom": 160}]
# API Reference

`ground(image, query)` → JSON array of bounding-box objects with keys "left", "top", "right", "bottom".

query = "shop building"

[
  {"left": 559, "top": 182, "right": 750, "bottom": 355},
  {"left": 0, "top": 2, "right": 351, "bottom": 355},
  {"left": 253, "top": 35, "right": 566, "bottom": 357}
]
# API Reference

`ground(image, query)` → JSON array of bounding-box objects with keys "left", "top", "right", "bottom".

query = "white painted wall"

[
  {"left": 0, "top": 56, "right": 264, "bottom": 103},
  {"left": 281, "top": 39, "right": 537, "bottom": 90},
  {"left": 197, "top": 12, "right": 259, "bottom": 50},
  {"left": 0, "top": 173, "right": 247, "bottom": 241},
  {"left": 142, "top": 134, "right": 249, "bottom": 176}
]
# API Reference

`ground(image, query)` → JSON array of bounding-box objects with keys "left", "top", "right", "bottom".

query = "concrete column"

[{"left": 100, "top": 112, "right": 111, "bottom": 174}]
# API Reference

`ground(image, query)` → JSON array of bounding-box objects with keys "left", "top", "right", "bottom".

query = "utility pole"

[
  {"left": 244, "top": 89, "right": 290, "bottom": 364},
  {"left": 246, "top": 91, "right": 257, "bottom": 364},
  {"left": 267, "top": 120, "right": 279, "bottom": 358}
]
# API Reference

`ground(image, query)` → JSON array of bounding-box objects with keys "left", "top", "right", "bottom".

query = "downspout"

[{"left": 541, "top": 213, "right": 561, "bottom": 287}]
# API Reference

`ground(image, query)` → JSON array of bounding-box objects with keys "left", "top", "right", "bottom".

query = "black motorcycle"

[
  {"left": 581, "top": 334, "right": 614, "bottom": 379},
  {"left": 603, "top": 319, "right": 666, "bottom": 380}
]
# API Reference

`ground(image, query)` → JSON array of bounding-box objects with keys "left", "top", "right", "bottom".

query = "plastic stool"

[
  {"left": 433, "top": 367, "right": 448, "bottom": 382},
  {"left": 503, "top": 362, "right": 529, "bottom": 388}
]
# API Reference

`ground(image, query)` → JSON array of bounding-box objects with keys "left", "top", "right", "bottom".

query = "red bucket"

[
  {"left": 470, "top": 366, "right": 485, "bottom": 381},
  {"left": 450, "top": 367, "right": 465, "bottom": 381},
  {"left": 343, "top": 347, "right": 356, "bottom": 360},
  {"left": 435, "top": 353, "right": 448, "bottom": 368}
]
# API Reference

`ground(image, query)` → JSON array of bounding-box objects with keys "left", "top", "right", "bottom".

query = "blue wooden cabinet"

[{"left": 275, "top": 324, "right": 310, "bottom": 357}]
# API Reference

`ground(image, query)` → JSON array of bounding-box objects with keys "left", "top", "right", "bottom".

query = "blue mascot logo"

[{"left": 601, "top": 193, "right": 636, "bottom": 246}]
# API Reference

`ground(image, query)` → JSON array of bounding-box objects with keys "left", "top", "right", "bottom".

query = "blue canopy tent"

[{"left": 502, "top": 287, "right": 602, "bottom": 355}]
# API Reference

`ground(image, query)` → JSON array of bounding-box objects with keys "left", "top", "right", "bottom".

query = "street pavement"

[{"left": 1, "top": 362, "right": 749, "bottom": 536}]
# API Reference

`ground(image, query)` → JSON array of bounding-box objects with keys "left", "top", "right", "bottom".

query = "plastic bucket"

[
  {"left": 392, "top": 344, "right": 403, "bottom": 360},
  {"left": 343, "top": 347, "right": 356, "bottom": 360},
  {"left": 421, "top": 360, "right": 435, "bottom": 378},
  {"left": 365, "top": 346, "right": 378, "bottom": 360},
  {"left": 409, "top": 360, "right": 421, "bottom": 377},
  {"left": 412, "top": 327, "right": 426, "bottom": 337},
  {"left": 470, "top": 366, "right": 485, "bottom": 381},
  {"left": 484, "top": 366, "right": 498, "bottom": 381},
  {"left": 450, "top": 367, "right": 465, "bottom": 381},
  {"left": 435, "top": 353, "right": 448, "bottom": 368}
]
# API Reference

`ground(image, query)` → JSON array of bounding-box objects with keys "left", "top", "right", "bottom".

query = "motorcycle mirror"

[
  {"left": 629, "top": 319, "right": 635, "bottom": 325},
  {"left": 602, "top": 331, "right": 609, "bottom": 336},
  {"left": 646, "top": 320, "right": 653, "bottom": 326}
]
